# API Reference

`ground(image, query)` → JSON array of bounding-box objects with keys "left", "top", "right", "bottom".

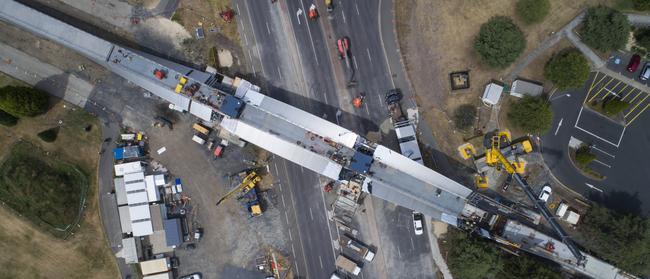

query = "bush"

[
  {"left": 634, "top": 28, "right": 650, "bottom": 50},
  {"left": 581, "top": 6, "right": 630, "bottom": 52},
  {"left": 544, "top": 49, "right": 590, "bottom": 90},
  {"left": 0, "top": 109, "right": 18, "bottom": 126},
  {"left": 633, "top": 0, "right": 650, "bottom": 11},
  {"left": 37, "top": 127, "right": 59, "bottom": 143},
  {"left": 453, "top": 104, "right": 477, "bottom": 130},
  {"left": 575, "top": 145, "right": 596, "bottom": 166},
  {"left": 507, "top": 96, "right": 554, "bottom": 134},
  {"left": 516, "top": 0, "right": 550, "bottom": 25},
  {"left": 602, "top": 98, "right": 629, "bottom": 116},
  {"left": 474, "top": 17, "right": 526, "bottom": 68},
  {"left": 0, "top": 86, "right": 49, "bottom": 117},
  {"left": 446, "top": 230, "right": 503, "bottom": 279}
]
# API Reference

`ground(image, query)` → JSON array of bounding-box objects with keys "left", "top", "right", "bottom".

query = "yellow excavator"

[{"left": 215, "top": 171, "right": 263, "bottom": 216}]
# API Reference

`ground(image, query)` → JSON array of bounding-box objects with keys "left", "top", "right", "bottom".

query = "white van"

[{"left": 556, "top": 202, "right": 568, "bottom": 218}]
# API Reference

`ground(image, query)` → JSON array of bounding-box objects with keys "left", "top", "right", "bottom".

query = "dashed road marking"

[
  {"left": 341, "top": 9, "right": 346, "bottom": 23},
  {"left": 593, "top": 159, "right": 612, "bottom": 168},
  {"left": 309, "top": 207, "right": 314, "bottom": 220},
  {"left": 356, "top": 3, "right": 360, "bottom": 15},
  {"left": 366, "top": 48, "right": 372, "bottom": 64},
  {"left": 265, "top": 21, "right": 271, "bottom": 35},
  {"left": 592, "top": 146, "right": 615, "bottom": 158}
]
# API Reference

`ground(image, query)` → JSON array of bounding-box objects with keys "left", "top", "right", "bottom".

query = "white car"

[
  {"left": 179, "top": 273, "right": 201, "bottom": 279},
  {"left": 538, "top": 184, "right": 552, "bottom": 202},
  {"left": 412, "top": 212, "right": 424, "bottom": 235}
]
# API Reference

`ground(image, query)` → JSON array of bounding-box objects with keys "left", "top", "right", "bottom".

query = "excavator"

[
  {"left": 215, "top": 171, "right": 263, "bottom": 217},
  {"left": 461, "top": 130, "right": 586, "bottom": 265}
]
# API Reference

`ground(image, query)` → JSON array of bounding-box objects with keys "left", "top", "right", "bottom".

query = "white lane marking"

[
  {"left": 585, "top": 183, "right": 604, "bottom": 193},
  {"left": 324, "top": 92, "right": 329, "bottom": 105},
  {"left": 281, "top": 194, "right": 286, "bottom": 207},
  {"left": 574, "top": 106, "right": 625, "bottom": 148},
  {"left": 352, "top": 55, "right": 359, "bottom": 70},
  {"left": 277, "top": 66, "right": 283, "bottom": 81},
  {"left": 410, "top": 237, "right": 415, "bottom": 250},
  {"left": 309, "top": 207, "right": 314, "bottom": 220},
  {"left": 365, "top": 102, "right": 370, "bottom": 115},
  {"left": 319, "top": 255, "right": 324, "bottom": 269},
  {"left": 285, "top": 211, "right": 290, "bottom": 225},
  {"left": 554, "top": 118, "right": 563, "bottom": 135},
  {"left": 355, "top": 3, "right": 360, "bottom": 15},
  {"left": 244, "top": 1, "right": 266, "bottom": 77},
  {"left": 342, "top": 9, "right": 347, "bottom": 23},
  {"left": 296, "top": 9, "right": 303, "bottom": 25},
  {"left": 299, "top": 0, "right": 320, "bottom": 65},
  {"left": 397, "top": 246, "right": 402, "bottom": 258},
  {"left": 241, "top": 27, "right": 249, "bottom": 45},
  {"left": 593, "top": 159, "right": 612, "bottom": 168},
  {"left": 265, "top": 21, "right": 271, "bottom": 35},
  {"left": 592, "top": 145, "right": 615, "bottom": 158},
  {"left": 378, "top": 0, "right": 396, "bottom": 88},
  {"left": 289, "top": 229, "right": 293, "bottom": 241},
  {"left": 279, "top": 182, "right": 283, "bottom": 192},
  {"left": 378, "top": 94, "right": 384, "bottom": 106},
  {"left": 282, "top": 161, "right": 311, "bottom": 279},
  {"left": 292, "top": 244, "right": 296, "bottom": 257},
  {"left": 366, "top": 48, "right": 373, "bottom": 64},
  {"left": 247, "top": 50, "right": 257, "bottom": 77},
  {"left": 294, "top": 262, "right": 300, "bottom": 277},
  {"left": 318, "top": 176, "right": 339, "bottom": 262},
  {"left": 273, "top": 163, "right": 279, "bottom": 176}
]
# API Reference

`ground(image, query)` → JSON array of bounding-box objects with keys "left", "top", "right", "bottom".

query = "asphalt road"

[
  {"left": 541, "top": 72, "right": 650, "bottom": 216},
  {"left": 235, "top": 0, "right": 436, "bottom": 278}
]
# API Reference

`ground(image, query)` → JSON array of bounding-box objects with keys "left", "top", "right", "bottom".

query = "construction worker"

[{"left": 352, "top": 92, "right": 366, "bottom": 108}]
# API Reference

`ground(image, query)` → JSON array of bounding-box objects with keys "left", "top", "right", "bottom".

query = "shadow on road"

[{"left": 588, "top": 190, "right": 643, "bottom": 217}]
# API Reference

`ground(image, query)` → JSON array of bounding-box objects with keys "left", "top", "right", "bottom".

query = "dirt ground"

[
  {"left": 396, "top": 0, "right": 616, "bottom": 157},
  {"left": 0, "top": 98, "right": 117, "bottom": 279}
]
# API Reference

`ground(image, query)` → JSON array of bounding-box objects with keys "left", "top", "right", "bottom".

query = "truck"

[
  {"left": 339, "top": 235, "right": 375, "bottom": 262},
  {"left": 192, "top": 134, "right": 206, "bottom": 145},
  {"left": 385, "top": 89, "right": 423, "bottom": 164},
  {"left": 335, "top": 255, "right": 361, "bottom": 276}
]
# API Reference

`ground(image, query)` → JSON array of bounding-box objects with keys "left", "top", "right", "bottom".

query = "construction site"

[{"left": 0, "top": 1, "right": 642, "bottom": 279}]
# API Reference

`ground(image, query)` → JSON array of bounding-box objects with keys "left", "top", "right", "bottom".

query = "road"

[{"left": 235, "top": 0, "right": 437, "bottom": 278}]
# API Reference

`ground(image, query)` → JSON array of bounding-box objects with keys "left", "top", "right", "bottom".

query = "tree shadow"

[{"left": 588, "top": 190, "right": 643, "bottom": 217}]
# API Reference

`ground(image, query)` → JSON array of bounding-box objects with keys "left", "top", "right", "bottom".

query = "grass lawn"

[
  {"left": 0, "top": 85, "right": 117, "bottom": 278},
  {"left": 0, "top": 141, "right": 88, "bottom": 234}
]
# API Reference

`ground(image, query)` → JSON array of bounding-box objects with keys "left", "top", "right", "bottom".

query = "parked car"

[
  {"left": 337, "top": 37, "right": 350, "bottom": 59},
  {"left": 640, "top": 62, "right": 650, "bottom": 81},
  {"left": 412, "top": 212, "right": 424, "bottom": 235},
  {"left": 538, "top": 184, "right": 552, "bottom": 202},
  {"left": 179, "top": 273, "right": 201, "bottom": 279},
  {"left": 627, "top": 54, "right": 641, "bottom": 72}
]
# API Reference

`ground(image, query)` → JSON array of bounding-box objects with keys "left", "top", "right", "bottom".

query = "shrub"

[
  {"left": 544, "top": 49, "right": 590, "bottom": 90},
  {"left": 634, "top": 28, "right": 650, "bottom": 50},
  {"left": 453, "top": 104, "right": 477, "bottom": 130},
  {"left": 575, "top": 145, "right": 596, "bottom": 166},
  {"left": 0, "top": 86, "right": 49, "bottom": 117},
  {"left": 581, "top": 6, "right": 630, "bottom": 52},
  {"left": 474, "top": 17, "right": 526, "bottom": 68},
  {"left": 37, "top": 127, "right": 59, "bottom": 143},
  {"left": 602, "top": 98, "right": 629, "bottom": 116},
  {"left": 0, "top": 109, "right": 18, "bottom": 126},
  {"left": 633, "top": 0, "right": 650, "bottom": 11},
  {"left": 516, "top": 0, "right": 550, "bottom": 25},
  {"left": 507, "top": 96, "right": 554, "bottom": 135}
]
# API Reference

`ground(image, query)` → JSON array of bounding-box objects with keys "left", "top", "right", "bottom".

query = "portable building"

[{"left": 140, "top": 258, "right": 170, "bottom": 275}]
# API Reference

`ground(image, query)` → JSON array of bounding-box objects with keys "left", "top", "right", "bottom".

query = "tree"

[
  {"left": 516, "top": 0, "right": 550, "bottom": 25},
  {"left": 544, "top": 49, "right": 590, "bottom": 90},
  {"left": 453, "top": 104, "right": 477, "bottom": 130},
  {"left": 37, "top": 127, "right": 59, "bottom": 143},
  {"left": 602, "top": 98, "right": 629, "bottom": 116},
  {"left": 507, "top": 96, "right": 553, "bottom": 134},
  {"left": 446, "top": 230, "right": 503, "bottom": 279},
  {"left": 634, "top": 28, "right": 650, "bottom": 50},
  {"left": 498, "top": 255, "right": 561, "bottom": 279},
  {"left": 0, "top": 86, "right": 49, "bottom": 117},
  {"left": 575, "top": 145, "right": 596, "bottom": 167},
  {"left": 579, "top": 205, "right": 650, "bottom": 275},
  {"left": 474, "top": 17, "right": 526, "bottom": 68},
  {"left": 0, "top": 109, "right": 18, "bottom": 126},
  {"left": 580, "top": 6, "right": 630, "bottom": 52},
  {"left": 633, "top": 0, "right": 650, "bottom": 11}
]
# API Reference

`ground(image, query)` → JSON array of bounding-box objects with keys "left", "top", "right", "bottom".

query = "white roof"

[
  {"left": 395, "top": 124, "right": 416, "bottom": 139},
  {"left": 119, "top": 237, "right": 139, "bottom": 264},
  {"left": 129, "top": 204, "right": 151, "bottom": 221},
  {"left": 114, "top": 177, "right": 127, "bottom": 206},
  {"left": 145, "top": 175, "right": 160, "bottom": 202},
  {"left": 189, "top": 101, "right": 213, "bottom": 122},
  {"left": 511, "top": 79, "right": 543, "bottom": 98},
  {"left": 140, "top": 258, "right": 170, "bottom": 275},
  {"left": 118, "top": 205, "right": 132, "bottom": 234},
  {"left": 114, "top": 161, "right": 143, "bottom": 176},
  {"left": 125, "top": 181, "right": 146, "bottom": 193},
  {"left": 131, "top": 220, "right": 154, "bottom": 236},
  {"left": 243, "top": 90, "right": 359, "bottom": 149},
  {"left": 220, "top": 118, "right": 343, "bottom": 179},
  {"left": 565, "top": 211, "right": 580, "bottom": 225},
  {"left": 154, "top": 174, "right": 166, "bottom": 186},
  {"left": 126, "top": 191, "right": 148, "bottom": 205},
  {"left": 124, "top": 171, "right": 145, "bottom": 183},
  {"left": 481, "top": 83, "right": 503, "bottom": 106}
]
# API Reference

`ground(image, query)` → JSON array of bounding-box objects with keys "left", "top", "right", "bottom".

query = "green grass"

[
  {"left": 171, "top": 12, "right": 182, "bottom": 24},
  {"left": 0, "top": 72, "right": 27, "bottom": 88},
  {"left": 0, "top": 141, "right": 88, "bottom": 237}
]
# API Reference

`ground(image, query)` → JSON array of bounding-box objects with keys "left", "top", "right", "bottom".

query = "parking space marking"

[
  {"left": 592, "top": 146, "right": 616, "bottom": 158},
  {"left": 574, "top": 107, "right": 626, "bottom": 147},
  {"left": 625, "top": 94, "right": 649, "bottom": 117},
  {"left": 622, "top": 88, "right": 637, "bottom": 101},
  {"left": 593, "top": 159, "right": 612, "bottom": 168},
  {"left": 628, "top": 90, "right": 644, "bottom": 104},
  {"left": 588, "top": 72, "right": 605, "bottom": 93},
  {"left": 610, "top": 83, "right": 628, "bottom": 98},
  {"left": 588, "top": 78, "right": 617, "bottom": 103},
  {"left": 626, "top": 102, "right": 650, "bottom": 126}
]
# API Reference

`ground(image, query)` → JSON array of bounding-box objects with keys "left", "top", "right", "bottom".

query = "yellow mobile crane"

[{"left": 215, "top": 172, "right": 263, "bottom": 216}]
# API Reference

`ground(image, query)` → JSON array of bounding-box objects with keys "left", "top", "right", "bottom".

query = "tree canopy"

[
  {"left": 544, "top": 49, "right": 590, "bottom": 90},
  {"left": 516, "top": 0, "right": 550, "bottom": 25},
  {"left": 474, "top": 16, "right": 526, "bottom": 68},
  {"left": 579, "top": 205, "right": 650, "bottom": 275},
  {"left": 453, "top": 104, "right": 477, "bottom": 130},
  {"left": 507, "top": 96, "right": 553, "bottom": 135},
  {"left": 634, "top": 28, "right": 650, "bottom": 50},
  {"left": 633, "top": 0, "right": 650, "bottom": 11},
  {"left": 580, "top": 6, "right": 630, "bottom": 52},
  {"left": 575, "top": 145, "right": 596, "bottom": 167},
  {"left": 0, "top": 86, "right": 49, "bottom": 117},
  {"left": 0, "top": 109, "right": 18, "bottom": 126},
  {"left": 446, "top": 230, "right": 503, "bottom": 279},
  {"left": 602, "top": 98, "right": 629, "bottom": 116}
]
